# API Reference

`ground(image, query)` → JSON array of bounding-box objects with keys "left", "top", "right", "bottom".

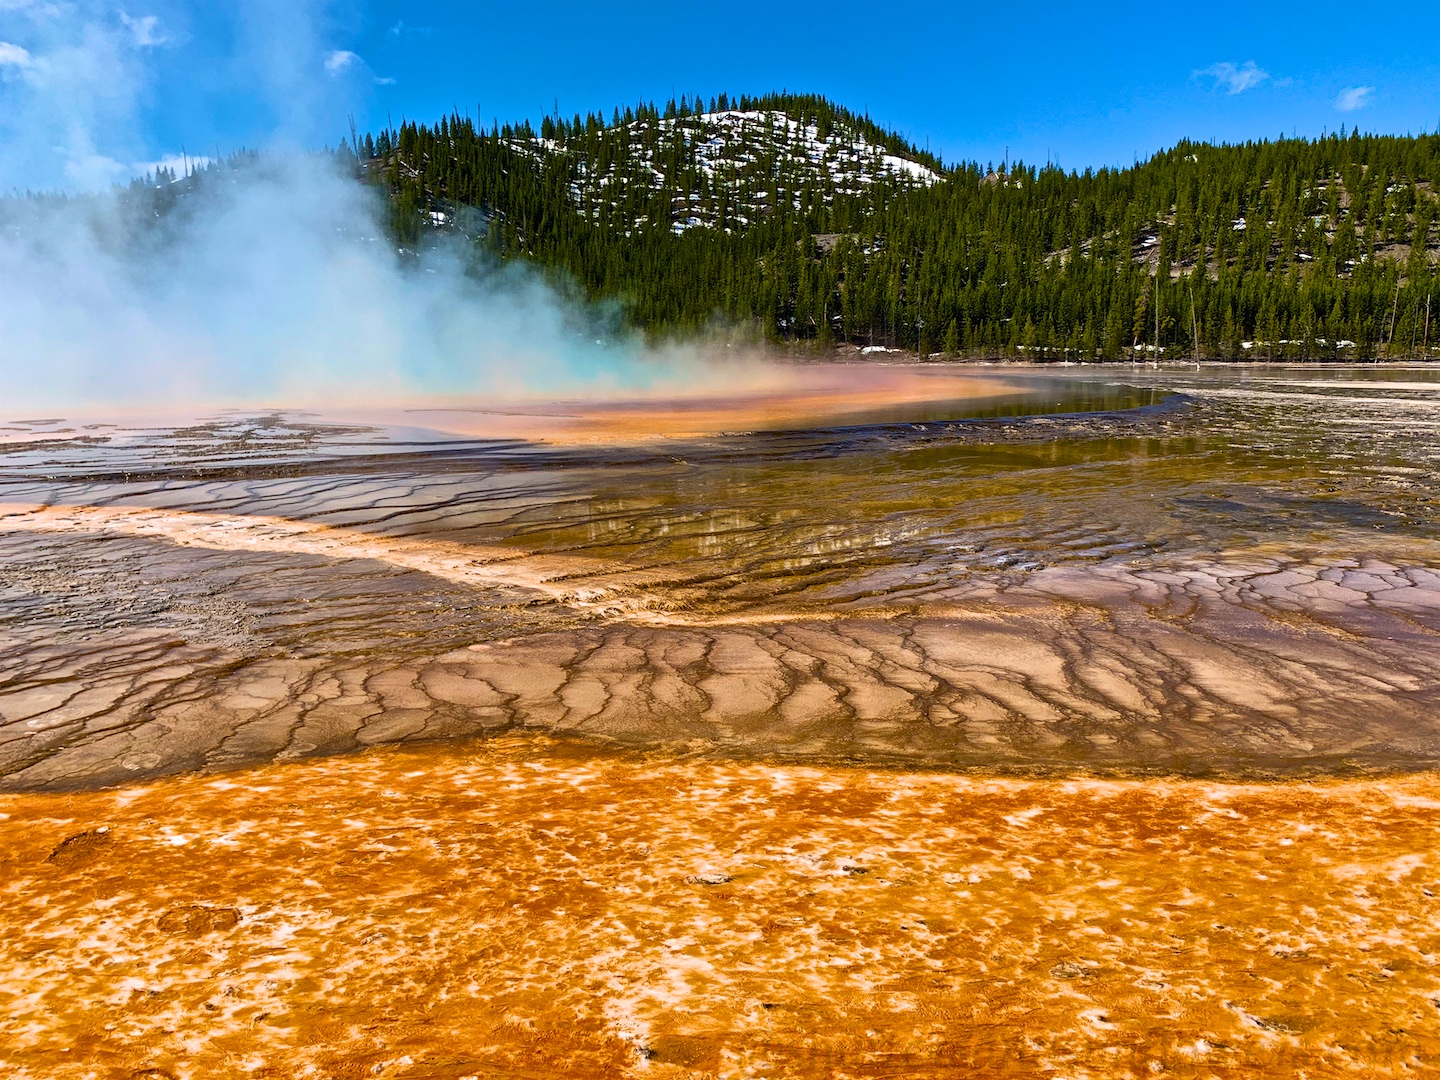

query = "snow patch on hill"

[{"left": 507, "top": 108, "right": 941, "bottom": 236}]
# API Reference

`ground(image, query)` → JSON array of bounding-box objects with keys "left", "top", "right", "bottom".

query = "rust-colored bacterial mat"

[{"left": 2, "top": 737, "right": 1438, "bottom": 1079}]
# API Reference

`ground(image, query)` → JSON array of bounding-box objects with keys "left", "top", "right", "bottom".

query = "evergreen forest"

[{"left": 353, "top": 92, "right": 1440, "bottom": 360}]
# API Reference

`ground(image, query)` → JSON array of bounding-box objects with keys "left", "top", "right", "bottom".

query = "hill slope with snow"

[
  {"left": 361, "top": 93, "right": 945, "bottom": 243},
  {"left": 533, "top": 108, "right": 943, "bottom": 236}
]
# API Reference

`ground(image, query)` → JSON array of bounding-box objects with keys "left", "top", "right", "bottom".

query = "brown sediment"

[{"left": 1, "top": 738, "right": 1438, "bottom": 1078}]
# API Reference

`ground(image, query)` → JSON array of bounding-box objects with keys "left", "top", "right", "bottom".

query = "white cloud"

[
  {"left": 62, "top": 145, "right": 126, "bottom": 187},
  {"left": 119, "top": 12, "right": 164, "bottom": 47},
  {"left": 1335, "top": 86, "right": 1375, "bottom": 112},
  {"left": 0, "top": 3, "right": 154, "bottom": 191},
  {"left": 133, "top": 152, "right": 211, "bottom": 178},
  {"left": 0, "top": 2, "right": 380, "bottom": 190},
  {"left": 323, "top": 48, "right": 358, "bottom": 76},
  {"left": 323, "top": 47, "right": 390, "bottom": 86},
  {"left": 0, "top": 39, "right": 32, "bottom": 65},
  {"left": 1198, "top": 60, "right": 1270, "bottom": 95}
]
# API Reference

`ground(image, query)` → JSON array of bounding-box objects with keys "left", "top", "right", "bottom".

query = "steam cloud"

[
  {"left": 0, "top": 1, "right": 730, "bottom": 415},
  {"left": 2, "top": 157, "right": 704, "bottom": 411}
]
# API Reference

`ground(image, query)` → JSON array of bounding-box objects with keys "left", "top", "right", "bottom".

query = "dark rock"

[
  {"left": 46, "top": 826, "right": 111, "bottom": 866},
  {"left": 684, "top": 871, "right": 732, "bottom": 885},
  {"left": 647, "top": 1034, "right": 718, "bottom": 1068},
  {"left": 157, "top": 904, "right": 241, "bottom": 935}
]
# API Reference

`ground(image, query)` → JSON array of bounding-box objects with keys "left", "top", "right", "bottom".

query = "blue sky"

[{"left": 3, "top": 0, "right": 1440, "bottom": 190}]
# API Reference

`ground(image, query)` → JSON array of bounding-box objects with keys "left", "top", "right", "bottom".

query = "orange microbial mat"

[{"left": 3, "top": 738, "right": 1436, "bottom": 1079}]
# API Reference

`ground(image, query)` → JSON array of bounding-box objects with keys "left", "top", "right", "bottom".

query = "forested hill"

[{"left": 351, "top": 91, "right": 1440, "bottom": 361}]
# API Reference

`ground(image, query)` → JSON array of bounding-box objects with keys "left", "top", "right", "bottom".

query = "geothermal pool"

[{"left": 3, "top": 362, "right": 1440, "bottom": 1077}]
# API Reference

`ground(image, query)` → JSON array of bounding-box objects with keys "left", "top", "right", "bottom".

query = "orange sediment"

[
  {"left": 2, "top": 737, "right": 1437, "bottom": 1078},
  {"left": 386, "top": 364, "right": 1026, "bottom": 441}
]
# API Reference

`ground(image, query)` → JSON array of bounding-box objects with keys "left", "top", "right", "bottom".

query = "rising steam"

[
  {"left": 0, "top": 2, "right": 732, "bottom": 415},
  {"left": 1, "top": 156, "right": 710, "bottom": 411}
]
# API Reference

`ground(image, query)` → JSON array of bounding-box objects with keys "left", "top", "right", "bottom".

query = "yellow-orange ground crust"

[{"left": 2, "top": 740, "right": 1438, "bottom": 1079}]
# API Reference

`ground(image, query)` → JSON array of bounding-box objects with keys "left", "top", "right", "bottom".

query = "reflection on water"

[
  {"left": 2, "top": 365, "right": 1439, "bottom": 787},
  {"left": 742, "top": 376, "right": 1171, "bottom": 427}
]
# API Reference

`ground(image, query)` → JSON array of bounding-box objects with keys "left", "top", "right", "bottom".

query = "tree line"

[{"left": 350, "top": 93, "right": 1440, "bottom": 360}]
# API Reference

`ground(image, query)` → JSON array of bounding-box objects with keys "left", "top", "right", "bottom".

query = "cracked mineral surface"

[{"left": 3, "top": 365, "right": 1438, "bottom": 788}]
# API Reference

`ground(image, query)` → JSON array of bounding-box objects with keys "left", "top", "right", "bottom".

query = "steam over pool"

[{"left": 0, "top": 154, "right": 776, "bottom": 412}]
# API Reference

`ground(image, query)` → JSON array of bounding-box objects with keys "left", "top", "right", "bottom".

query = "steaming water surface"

[{"left": 3, "top": 364, "right": 1439, "bottom": 789}]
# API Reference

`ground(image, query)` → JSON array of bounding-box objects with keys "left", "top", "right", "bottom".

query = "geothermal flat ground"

[
  {"left": 5, "top": 740, "right": 1440, "bottom": 1079},
  {"left": 3, "top": 363, "right": 1440, "bottom": 1076}
]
